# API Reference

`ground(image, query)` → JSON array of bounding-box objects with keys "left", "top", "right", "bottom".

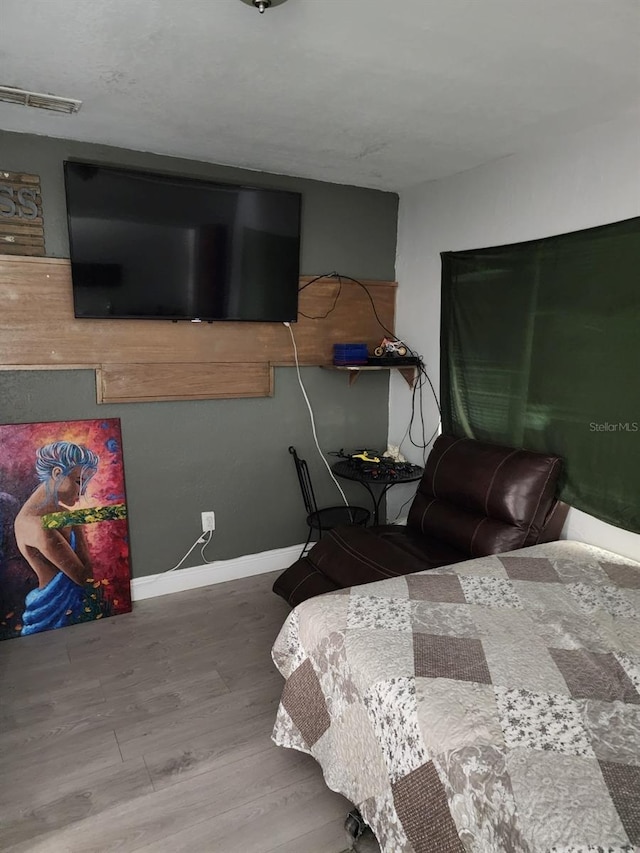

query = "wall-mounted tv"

[{"left": 63, "top": 161, "right": 301, "bottom": 322}]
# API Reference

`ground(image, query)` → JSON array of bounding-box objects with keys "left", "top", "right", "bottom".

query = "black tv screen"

[{"left": 63, "top": 162, "right": 301, "bottom": 322}]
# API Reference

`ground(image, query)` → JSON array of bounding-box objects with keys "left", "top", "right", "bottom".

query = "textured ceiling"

[{"left": 0, "top": 0, "right": 638, "bottom": 190}]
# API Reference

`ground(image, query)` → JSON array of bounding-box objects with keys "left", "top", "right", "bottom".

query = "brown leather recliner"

[{"left": 273, "top": 434, "right": 569, "bottom": 606}]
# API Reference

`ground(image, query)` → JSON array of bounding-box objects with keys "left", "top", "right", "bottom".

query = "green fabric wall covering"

[{"left": 441, "top": 216, "right": 640, "bottom": 534}]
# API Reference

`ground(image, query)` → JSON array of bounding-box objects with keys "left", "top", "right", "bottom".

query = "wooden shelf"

[{"left": 323, "top": 364, "right": 418, "bottom": 388}]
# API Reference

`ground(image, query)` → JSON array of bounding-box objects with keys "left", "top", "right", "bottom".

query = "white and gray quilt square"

[
  {"left": 495, "top": 686, "right": 595, "bottom": 757},
  {"left": 566, "top": 583, "right": 637, "bottom": 619},
  {"left": 531, "top": 609, "right": 614, "bottom": 654},
  {"left": 459, "top": 575, "right": 523, "bottom": 609},
  {"left": 345, "top": 628, "right": 415, "bottom": 697},
  {"left": 483, "top": 636, "right": 571, "bottom": 695},
  {"left": 552, "top": 553, "right": 613, "bottom": 586},
  {"left": 347, "top": 594, "right": 412, "bottom": 632},
  {"left": 364, "top": 676, "right": 428, "bottom": 783},
  {"left": 578, "top": 698, "right": 640, "bottom": 767},
  {"left": 514, "top": 582, "right": 583, "bottom": 618},
  {"left": 615, "top": 652, "right": 640, "bottom": 694},
  {"left": 410, "top": 600, "right": 480, "bottom": 638},
  {"left": 620, "top": 587, "right": 640, "bottom": 615},
  {"left": 507, "top": 749, "right": 630, "bottom": 849}
]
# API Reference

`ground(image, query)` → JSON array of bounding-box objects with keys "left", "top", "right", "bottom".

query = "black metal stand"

[
  {"left": 345, "top": 807, "right": 367, "bottom": 840},
  {"left": 331, "top": 459, "right": 424, "bottom": 525}
]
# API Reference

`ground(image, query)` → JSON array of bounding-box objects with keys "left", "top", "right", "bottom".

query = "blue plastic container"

[{"left": 333, "top": 343, "right": 369, "bottom": 366}]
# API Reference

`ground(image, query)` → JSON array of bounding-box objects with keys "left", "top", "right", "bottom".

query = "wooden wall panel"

[
  {"left": 0, "top": 255, "right": 397, "bottom": 401},
  {"left": 97, "top": 363, "right": 273, "bottom": 403}
]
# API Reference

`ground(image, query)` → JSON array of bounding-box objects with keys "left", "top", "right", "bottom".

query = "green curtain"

[{"left": 440, "top": 216, "right": 640, "bottom": 534}]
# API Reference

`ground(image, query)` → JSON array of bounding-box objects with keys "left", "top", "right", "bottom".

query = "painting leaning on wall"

[{"left": 0, "top": 418, "right": 131, "bottom": 641}]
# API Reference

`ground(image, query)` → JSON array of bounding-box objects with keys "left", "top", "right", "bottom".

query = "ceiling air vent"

[{"left": 0, "top": 86, "right": 81, "bottom": 114}]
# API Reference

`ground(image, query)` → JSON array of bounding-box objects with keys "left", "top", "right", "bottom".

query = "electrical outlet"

[{"left": 201, "top": 511, "right": 215, "bottom": 532}]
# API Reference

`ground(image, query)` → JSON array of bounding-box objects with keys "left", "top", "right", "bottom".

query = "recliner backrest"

[{"left": 407, "top": 435, "right": 566, "bottom": 557}]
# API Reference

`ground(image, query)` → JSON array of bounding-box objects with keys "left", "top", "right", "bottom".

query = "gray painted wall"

[{"left": 0, "top": 131, "right": 398, "bottom": 577}]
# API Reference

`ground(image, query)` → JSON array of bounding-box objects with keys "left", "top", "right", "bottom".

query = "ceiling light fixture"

[
  {"left": 238, "top": 0, "right": 289, "bottom": 14},
  {"left": 0, "top": 85, "right": 82, "bottom": 114}
]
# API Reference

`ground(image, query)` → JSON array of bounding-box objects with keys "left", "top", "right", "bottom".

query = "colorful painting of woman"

[
  {"left": 0, "top": 419, "right": 131, "bottom": 641},
  {"left": 14, "top": 441, "right": 99, "bottom": 635}
]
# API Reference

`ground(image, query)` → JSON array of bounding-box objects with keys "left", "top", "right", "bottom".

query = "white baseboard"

[{"left": 131, "top": 542, "right": 304, "bottom": 601}]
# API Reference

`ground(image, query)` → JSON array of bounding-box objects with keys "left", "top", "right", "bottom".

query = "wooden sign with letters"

[{"left": 0, "top": 171, "right": 45, "bottom": 256}]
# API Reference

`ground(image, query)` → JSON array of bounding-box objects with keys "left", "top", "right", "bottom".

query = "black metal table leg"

[{"left": 330, "top": 460, "right": 424, "bottom": 526}]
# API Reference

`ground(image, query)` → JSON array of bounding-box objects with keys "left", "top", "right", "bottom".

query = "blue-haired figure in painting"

[{"left": 14, "top": 441, "right": 99, "bottom": 635}]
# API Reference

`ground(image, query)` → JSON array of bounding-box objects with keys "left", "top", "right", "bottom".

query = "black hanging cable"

[
  {"left": 299, "top": 282, "right": 342, "bottom": 320},
  {"left": 297, "top": 272, "right": 338, "bottom": 293},
  {"left": 419, "top": 374, "right": 427, "bottom": 454},
  {"left": 408, "top": 366, "right": 427, "bottom": 452},
  {"left": 348, "top": 271, "right": 442, "bottom": 453},
  {"left": 406, "top": 361, "right": 441, "bottom": 459},
  {"left": 298, "top": 269, "right": 442, "bottom": 454},
  {"left": 390, "top": 491, "right": 415, "bottom": 524},
  {"left": 336, "top": 273, "right": 406, "bottom": 348},
  {"left": 300, "top": 270, "right": 408, "bottom": 351},
  {"left": 417, "top": 360, "right": 441, "bottom": 417},
  {"left": 298, "top": 272, "right": 343, "bottom": 320}
]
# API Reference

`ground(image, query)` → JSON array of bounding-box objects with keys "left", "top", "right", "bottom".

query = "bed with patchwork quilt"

[{"left": 271, "top": 540, "right": 640, "bottom": 852}]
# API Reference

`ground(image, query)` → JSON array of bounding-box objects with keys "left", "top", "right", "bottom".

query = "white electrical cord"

[
  {"left": 285, "top": 322, "right": 351, "bottom": 508},
  {"left": 166, "top": 528, "right": 214, "bottom": 572},
  {"left": 135, "top": 529, "right": 215, "bottom": 586}
]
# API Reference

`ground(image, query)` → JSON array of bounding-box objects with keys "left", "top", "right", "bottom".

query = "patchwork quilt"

[{"left": 271, "top": 540, "right": 640, "bottom": 852}]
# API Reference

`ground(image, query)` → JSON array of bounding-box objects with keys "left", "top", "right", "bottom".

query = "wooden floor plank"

[
  {"left": 268, "top": 819, "right": 354, "bottom": 853},
  {"left": 131, "top": 772, "right": 351, "bottom": 853},
  {"left": 116, "top": 680, "right": 280, "bottom": 760},
  {"left": 143, "top": 709, "right": 277, "bottom": 791},
  {"left": 0, "top": 569, "right": 373, "bottom": 853},
  {"left": 0, "top": 757, "right": 153, "bottom": 849},
  {"left": 0, "top": 730, "right": 125, "bottom": 814},
  {"left": 0, "top": 678, "right": 106, "bottom": 731},
  {"left": 5, "top": 748, "right": 317, "bottom": 852}
]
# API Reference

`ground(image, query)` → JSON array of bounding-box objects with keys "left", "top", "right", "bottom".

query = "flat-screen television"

[{"left": 63, "top": 161, "right": 301, "bottom": 322}]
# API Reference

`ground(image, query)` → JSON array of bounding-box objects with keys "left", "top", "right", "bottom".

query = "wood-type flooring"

[{"left": 0, "top": 570, "right": 381, "bottom": 852}]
